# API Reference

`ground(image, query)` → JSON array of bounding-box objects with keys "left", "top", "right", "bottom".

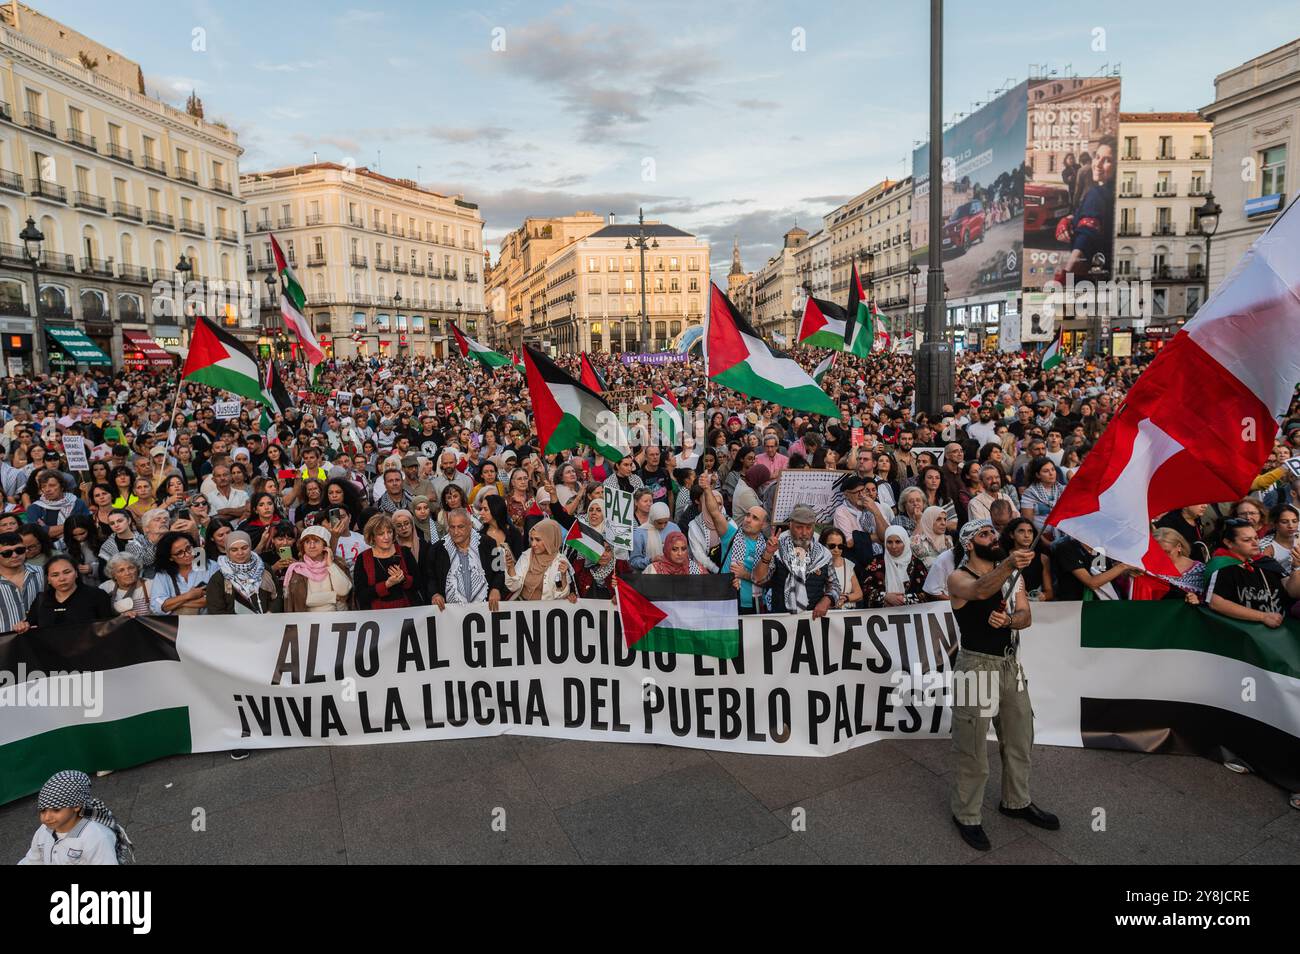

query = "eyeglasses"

[
  {"left": 825, "top": 543, "right": 844, "bottom": 550},
  {"left": 0, "top": 548, "right": 24, "bottom": 558}
]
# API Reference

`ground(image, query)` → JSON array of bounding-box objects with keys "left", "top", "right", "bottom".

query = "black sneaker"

[
  {"left": 230, "top": 749, "right": 250, "bottom": 761},
  {"left": 998, "top": 802, "right": 1059, "bottom": 830},
  {"left": 952, "top": 815, "right": 991, "bottom": 851}
]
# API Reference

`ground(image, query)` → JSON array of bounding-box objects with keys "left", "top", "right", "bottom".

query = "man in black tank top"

[{"left": 946, "top": 519, "right": 1060, "bottom": 852}]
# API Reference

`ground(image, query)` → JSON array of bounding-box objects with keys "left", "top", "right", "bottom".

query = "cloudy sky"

[{"left": 39, "top": 0, "right": 1297, "bottom": 276}]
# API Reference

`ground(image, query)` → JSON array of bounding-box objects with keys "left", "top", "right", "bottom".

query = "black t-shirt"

[
  {"left": 29, "top": 584, "right": 115, "bottom": 629},
  {"left": 1206, "top": 562, "right": 1285, "bottom": 614},
  {"left": 1154, "top": 511, "right": 1203, "bottom": 555},
  {"left": 1053, "top": 538, "right": 1117, "bottom": 601}
]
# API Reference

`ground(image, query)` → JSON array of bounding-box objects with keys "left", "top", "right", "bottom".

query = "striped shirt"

[{"left": 0, "top": 564, "right": 44, "bottom": 631}]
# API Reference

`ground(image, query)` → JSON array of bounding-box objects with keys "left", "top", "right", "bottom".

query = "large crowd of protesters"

[{"left": 3, "top": 342, "right": 1297, "bottom": 631}]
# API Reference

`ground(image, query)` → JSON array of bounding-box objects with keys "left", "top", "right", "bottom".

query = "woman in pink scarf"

[
  {"left": 283, "top": 526, "right": 353, "bottom": 612},
  {"left": 645, "top": 530, "right": 706, "bottom": 576}
]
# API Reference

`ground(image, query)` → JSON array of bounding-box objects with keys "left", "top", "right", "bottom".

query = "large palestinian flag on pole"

[
  {"left": 450, "top": 320, "right": 512, "bottom": 368},
  {"left": 798, "top": 296, "right": 848, "bottom": 350},
  {"left": 270, "top": 234, "right": 325, "bottom": 366},
  {"left": 523, "top": 345, "right": 627, "bottom": 461},
  {"left": 616, "top": 573, "right": 740, "bottom": 659},
  {"left": 182, "top": 317, "right": 274, "bottom": 409},
  {"left": 705, "top": 282, "right": 840, "bottom": 418},
  {"left": 842, "top": 263, "right": 877, "bottom": 358}
]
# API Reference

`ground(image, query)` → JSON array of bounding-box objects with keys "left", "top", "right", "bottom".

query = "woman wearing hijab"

[
  {"left": 571, "top": 497, "right": 617, "bottom": 598},
  {"left": 631, "top": 502, "right": 679, "bottom": 572},
  {"left": 860, "top": 526, "right": 928, "bottom": 607},
  {"left": 283, "top": 525, "right": 353, "bottom": 613},
  {"left": 19, "top": 770, "right": 132, "bottom": 865},
  {"left": 731, "top": 462, "right": 770, "bottom": 520},
  {"left": 206, "top": 530, "right": 282, "bottom": 615},
  {"left": 645, "top": 530, "right": 707, "bottom": 575},
  {"left": 911, "top": 505, "right": 954, "bottom": 568},
  {"left": 410, "top": 494, "right": 440, "bottom": 542},
  {"left": 503, "top": 518, "right": 577, "bottom": 602}
]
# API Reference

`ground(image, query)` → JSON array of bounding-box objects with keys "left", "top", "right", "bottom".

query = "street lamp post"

[
  {"left": 625, "top": 207, "right": 659, "bottom": 352},
  {"left": 915, "top": 0, "right": 953, "bottom": 416},
  {"left": 20, "top": 216, "right": 44, "bottom": 375},
  {"left": 1196, "top": 191, "right": 1221, "bottom": 297},
  {"left": 908, "top": 263, "right": 921, "bottom": 342}
]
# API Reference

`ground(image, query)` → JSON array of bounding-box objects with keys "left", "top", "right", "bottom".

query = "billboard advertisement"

[
  {"left": 1020, "top": 291, "right": 1057, "bottom": 342},
  {"left": 1022, "top": 77, "right": 1122, "bottom": 289},
  {"left": 911, "top": 81, "right": 1028, "bottom": 302}
]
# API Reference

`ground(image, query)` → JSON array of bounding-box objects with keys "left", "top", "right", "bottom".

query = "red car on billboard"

[
  {"left": 1024, "top": 182, "right": 1072, "bottom": 243},
  {"left": 941, "top": 199, "right": 985, "bottom": 256}
]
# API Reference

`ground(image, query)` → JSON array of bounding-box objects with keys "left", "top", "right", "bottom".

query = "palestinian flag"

[
  {"left": 0, "top": 617, "right": 191, "bottom": 805},
  {"left": 523, "top": 345, "right": 626, "bottom": 461},
  {"left": 812, "top": 351, "right": 835, "bottom": 386},
  {"left": 564, "top": 520, "right": 606, "bottom": 563},
  {"left": 270, "top": 235, "right": 325, "bottom": 366},
  {"left": 843, "top": 264, "right": 882, "bottom": 359},
  {"left": 450, "top": 321, "right": 511, "bottom": 368},
  {"left": 260, "top": 358, "right": 294, "bottom": 430},
  {"left": 798, "top": 297, "right": 848, "bottom": 350},
  {"left": 617, "top": 573, "right": 740, "bottom": 659},
  {"left": 580, "top": 353, "right": 607, "bottom": 393},
  {"left": 270, "top": 234, "right": 306, "bottom": 310},
  {"left": 182, "top": 317, "right": 273, "bottom": 409},
  {"left": 651, "top": 393, "right": 682, "bottom": 446},
  {"left": 1042, "top": 334, "right": 1063, "bottom": 370},
  {"left": 1033, "top": 601, "right": 1300, "bottom": 793},
  {"left": 705, "top": 282, "right": 839, "bottom": 418},
  {"left": 512, "top": 350, "right": 526, "bottom": 373}
]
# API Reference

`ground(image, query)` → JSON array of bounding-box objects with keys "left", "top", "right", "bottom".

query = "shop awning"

[
  {"left": 45, "top": 326, "right": 111, "bottom": 366},
  {"left": 122, "top": 329, "right": 173, "bottom": 367}
]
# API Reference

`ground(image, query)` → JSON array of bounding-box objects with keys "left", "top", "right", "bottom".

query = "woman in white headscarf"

[
  {"left": 206, "top": 530, "right": 282, "bottom": 614},
  {"left": 911, "top": 505, "right": 953, "bottom": 568},
  {"left": 632, "top": 501, "right": 679, "bottom": 571},
  {"left": 861, "top": 525, "right": 928, "bottom": 607}
]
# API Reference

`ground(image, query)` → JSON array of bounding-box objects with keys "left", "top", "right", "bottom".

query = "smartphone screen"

[
  {"left": 177, "top": 508, "right": 191, "bottom": 521},
  {"left": 278, "top": 546, "right": 295, "bottom": 563}
]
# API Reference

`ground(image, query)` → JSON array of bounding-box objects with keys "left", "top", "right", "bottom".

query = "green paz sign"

[{"left": 602, "top": 486, "right": 635, "bottom": 550}]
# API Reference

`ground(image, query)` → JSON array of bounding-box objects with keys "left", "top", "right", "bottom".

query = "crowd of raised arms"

[{"left": 1, "top": 342, "right": 1299, "bottom": 638}]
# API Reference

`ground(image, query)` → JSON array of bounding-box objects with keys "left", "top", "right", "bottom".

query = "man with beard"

[{"left": 946, "top": 519, "right": 1058, "bottom": 851}]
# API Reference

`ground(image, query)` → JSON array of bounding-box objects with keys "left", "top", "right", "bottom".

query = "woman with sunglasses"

[
  {"left": 150, "top": 531, "right": 211, "bottom": 615},
  {"left": 26, "top": 556, "right": 116, "bottom": 629},
  {"left": 820, "top": 528, "right": 864, "bottom": 609}
]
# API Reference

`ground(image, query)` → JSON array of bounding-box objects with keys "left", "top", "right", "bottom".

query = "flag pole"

[{"left": 166, "top": 308, "right": 190, "bottom": 449}]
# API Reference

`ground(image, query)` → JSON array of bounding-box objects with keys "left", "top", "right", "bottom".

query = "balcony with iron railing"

[
  {"left": 277, "top": 216, "right": 293, "bottom": 229},
  {"left": 24, "top": 111, "right": 56, "bottom": 136},
  {"left": 104, "top": 142, "right": 133, "bottom": 165},
  {"left": 445, "top": 269, "right": 458, "bottom": 280},
  {"left": 350, "top": 254, "right": 368, "bottom": 268},
  {"left": 374, "top": 259, "right": 391, "bottom": 271},
  {"left": 118, "top": 264, "right": 149, "bottom": 282},
  {"left": 141, "top": 154, "right": 165, "bottom": 174},
  {"left": 80, "top": 256, "right": 113, "bottom": 276},
  {"left": 74, "top": 191, "right": 106, "bottom": 212},
  {"left": 392, "top": 226, "right": 405, "bottom": 237},
  {"left": 0, "top": 100, "right": 10, "bottom": 122},
  {"left": 179, "top": 218, "right": 206, "bottom": 236},
  {"left": 1120, "top": 186, "right": 1143, "bottom": 197},
  {"left": 212, "top": 178, "right": 232, "bottom": 195},
  {"left": 1117, "top": 224, "right": 1142, "bottom": 237},
  {"left": 373, "top": 221, "right": 388, "bottom": 233},
  {"left": 214, "top": 226, "right": 238, "bottom": 243},
  {"left": 38, "top": 304, "right": 73, "bottom": 319},
  {"left": 1152, "top": 224, "right": 1177, "bottom": 236},
  {"left": 31, "top": 179, "right": 66, "bottom": 202},
  {"left": 173, "top": 166, "right": 198, "bottom": 185},
  {"left": 1154, "top": 186, "right": 1177, "bottom": 197},
  {"left": 466, "top": 273, "right": 479, "bottom": 283},
  {"left": 305, "top": 213, "right": 323, "bottom": 225},
  {"left": 1153, "top": 264, "right": 1206, "bottom": 281},
  {"left": 0, "top": 169, "right": 22, "bottom": 193},
  {"left": 427, "top": 268, "right": 441, "bottom": 279},
  {"left": 307, "top": 253, "right": 326, "bottom": 266},
  {"left": 150, "top": 268, "right": 175, "bottom": 282},
  {"left": 409, "top": 263, "right": 423, "bottom": 275},
  {"left": 146, "top": 209, "right": 175, "bottom": 228},
  {"left": 392, "top": 261, "right": 407, "bottom": 273},
  {"left": 40, "top": 251, "right": 75, "bottom": 272},
  {"left": 348, "top": 215, "right": 365, "bottom": 227},
  {"left": 66, "top": 127, "right": 96, "bottom": 152}
]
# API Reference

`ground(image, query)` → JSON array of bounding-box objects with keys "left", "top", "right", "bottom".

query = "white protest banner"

[
  {"left": 7, "top": 357, "right": 22, "bottom": 377},
  {"left": 213, "top": 400, "right": 241, "bottom": 421},
  {"left": 5, "top": 601, "right": 1300, "bottom": 806},
  {"left": 771, "top": 469, "right": 842, "bottom": 523},
  {"left": 60, "top": 435, "right": 89, "bottom": 472},
  {"left": 602, "top": 486, "right": 635, "bottom": 550}
]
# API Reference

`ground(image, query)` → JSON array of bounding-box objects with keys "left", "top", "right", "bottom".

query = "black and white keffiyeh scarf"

[
  {"left": 37, "top": 770, "right": 133, "bottom": 863},
  {"left": 442, "top": 530, "right": 488, "bottom": 603},
  {"left": 776, "top": 531, "right": 840, "bottom": 611}
]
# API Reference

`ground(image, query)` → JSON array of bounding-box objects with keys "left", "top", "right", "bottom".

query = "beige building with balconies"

[
  {"left": 825, "top": 178, "right": 914, "bottom": 330},
  {"left": 751, "top": 225, "right": 806, "bottom": 344},
  {"left": 487, "top": 211, "right": 604, "bottom": 351},
  {"left": 1114, "top": 112, "right": 1213, "bottom": 329},
  {"left": 240, "top": 162, "right": 484, "bottom": 360},
  {"left": 792, "top": 228, "right": 829, "bottom": 318},
  {"left": 0, "top": 4, "right": 243, "bottom": 370},
  {"left": 1202, "top": 39, "right": 1299, "bottom": 290}
]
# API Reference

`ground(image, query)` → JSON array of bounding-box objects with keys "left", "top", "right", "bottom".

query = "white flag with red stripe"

[{"left": 1048, "top": 199, "right": 1300, "bottom": 571}]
